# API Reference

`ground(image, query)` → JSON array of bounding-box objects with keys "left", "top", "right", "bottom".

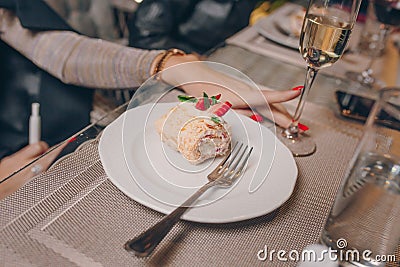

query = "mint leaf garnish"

[
  {"left": 178, "top": 95, "right": 197, "bottom": 103},
  {"left": 211, "top": 116, "right": 221, "bottom": 124},
  {"left": 211, "top": 96, "right": 218, "bottom": 105}
]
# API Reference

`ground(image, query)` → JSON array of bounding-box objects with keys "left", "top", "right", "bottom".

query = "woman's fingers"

[
  {"left": 235, "top": 104, "right": 308, "bottom": 131},
  {"left": 180, "top": 80, "right": 306, "bottom": 130},
  {"left": 189, "top": 88, "right": 301, "bottom": 109},
  {"left": 261, "top": 89, "right": 301, "bottom": 104},
  {"left": 233, "top": 109, "right": 264, "bottom": 122},
  {"left": 269, "top": 106, "right": 293, "bottom": 129},
  {"left": 254, "top": 104, "right": 292, "bottom": 128},
  {"left": 232, "top": 108, "right": 254, "bottom": 118},
  {"left": 175, "top": 67, "right": 301, "bottom": 108},
  {"left": 164, "top": 58, "right": 302, "bottom": 106},
  {"left": 234, "top": 106, "right": 290, "bottom": 128},
  {"left": 0, "top": 141, "right": 49, "bottom": 181},
  {"left": 268, "top": 102, "right": 292, "bottom": 118},
  {"left": 12, "top": 141, "right": 49, "bottom": 161},
  {"left": 216, "top": 88, "right": 301, "bottom": 109},
  {"left": 181, "top": 83, "right": 300, "bottom": 127}
]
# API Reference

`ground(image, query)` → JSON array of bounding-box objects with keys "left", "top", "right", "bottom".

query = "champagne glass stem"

[
  {"left": 360, "top": 57, "right": 376, "bottom": 84},
  {"left": 284, "top": 66, "right": 318, "bottom": 138},
  {"left": 358, "top": 25, "right": 390, "bottom": 86},
  {"left": 293, "top": 67, "right": 318, "bottom": 122},
  {"left": 364, "top": 56, "right": 375, "bottom": 74}
]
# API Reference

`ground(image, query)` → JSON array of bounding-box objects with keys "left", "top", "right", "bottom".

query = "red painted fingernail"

[
  {"left": 224, "top": 101, "right": 232, "bottom": 108},
  {"left": 298, "top": 123, "right": 309, "bottom": 131},
  {"left": 250, "top": 113, "right": 264, "bottom": 122},
  {"left": 68, "top": 136, "right": 77, "bottom": 143},
  {"left": 292, "top": 86, "right": 304, "bottom": 91}
]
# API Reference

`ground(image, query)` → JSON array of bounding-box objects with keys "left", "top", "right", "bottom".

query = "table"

[{"left": 1, "top": 12, "right": 399, "bottom": 267}]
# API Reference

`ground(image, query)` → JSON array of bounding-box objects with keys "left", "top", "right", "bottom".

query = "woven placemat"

[{"left": 4, "top": 101, "right": 394, "bottom": 267}]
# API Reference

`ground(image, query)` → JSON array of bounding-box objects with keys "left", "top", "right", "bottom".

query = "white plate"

[
  {"left": 99, "top": 103, "right": 297, "bottom": 223},
  {"left": 255, "top": 3, "right": 304, "bottom": 49}
]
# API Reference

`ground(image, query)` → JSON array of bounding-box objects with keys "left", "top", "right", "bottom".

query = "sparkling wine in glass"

[{"left": 279, "top": 0, "right": 362, "bottom": 156}]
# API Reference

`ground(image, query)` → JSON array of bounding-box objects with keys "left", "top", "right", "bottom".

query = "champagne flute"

[
  {"left": 279, "top": 0, "right": 362, "bottom": 156},
  {"left": 346, "top": 0, "right": 399, "bottom": 89}
]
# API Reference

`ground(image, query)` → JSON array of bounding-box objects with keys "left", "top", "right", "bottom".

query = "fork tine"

[
  {"left": 225, "top": 143, "right": 243, "bottom": 170},
  {"left": 217, "top": 141, "right": 238, "bottom": 169},
  {"left": 217, "top": 145, "right": 253, "bottom": 186},
  {"left": 235, "top": 147, "right": 253, "bottom": 176},
  {"left": 227, "top": 145, "right": 249, "bottom": 173},
  {"left": 216, "top": 142, "right": 241, "bottom": 174},
  {"left": 207, "top": 142, "right": 240, "bottom": 180},
  {"left": 226, "top": 146, "right": 253, "bottom": 180}
]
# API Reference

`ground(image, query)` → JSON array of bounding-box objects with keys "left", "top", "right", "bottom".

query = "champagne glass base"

[
  {"left": 278, "top": 133, "right": 316, "bottom": 157},
  {"left": 345, "top": 71, "right": 386, "bottom": 90}
]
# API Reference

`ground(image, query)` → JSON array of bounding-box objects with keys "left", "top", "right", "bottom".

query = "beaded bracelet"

[{"left": 152, "top": 48, "right": 186, "bottom": 77}]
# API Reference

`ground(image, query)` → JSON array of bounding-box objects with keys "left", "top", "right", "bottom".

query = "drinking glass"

[
  {"left": 346, "top": 0, "right": 399, "bottom": 89},
  {"left": 321, "top": 87, "right": 400, "bottom": 267},
  {"left": 279, "top": 0, "right": 362, "bottom": 156}
]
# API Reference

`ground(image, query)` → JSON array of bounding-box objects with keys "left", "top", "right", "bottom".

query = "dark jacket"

[{"left": 128, "top": 0, "right": 259, "bottom": 54}]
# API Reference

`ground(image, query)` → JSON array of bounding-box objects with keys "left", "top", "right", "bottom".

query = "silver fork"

[{"left": 124, "top": 142, "right": 253, "bottom": 257}]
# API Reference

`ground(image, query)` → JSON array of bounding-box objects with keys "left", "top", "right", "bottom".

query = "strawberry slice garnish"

[
  {"left": 195, "top": 98, "right": 211, "bottom": 111},
  {"left": 211, "top": 101, "right": 232, "bottom": 117},
  {"left": 195, "top": 98, "right": 205, "bottom": 110},
  {"left": 195, "top": 92, "right": 213, "bottom": 110},
  {"left": 194, "top": 92, "right": 227, "bottom": 111}
]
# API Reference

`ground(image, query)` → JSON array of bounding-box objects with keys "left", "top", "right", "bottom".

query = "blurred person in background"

[
  {"left": 128, "top": 0, "right": 260, "bottom": 54},
  {"left": 0, "top": 0, "right": 301, "bottom": 179}
]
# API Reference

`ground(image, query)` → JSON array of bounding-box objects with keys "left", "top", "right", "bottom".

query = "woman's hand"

[
  {"left": 231, "top": 88, "right": 302, "bottom": 129},
  {"left": 0, "top": 142, "right": 48, "bottom": 199},
  {"left": 0, "top": 141, "right": 69, "bottom": 200},
  {"left": 0, "top": 141, "right": 49, "bottom": 180},
  {"left": 162, "top": 54, "right": 302, "bottom": 128}
]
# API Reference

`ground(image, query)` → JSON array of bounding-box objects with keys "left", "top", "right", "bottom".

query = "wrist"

[
  {"left": 151, "top": 49, "right": 186, "bottom": 77},
  {"left": 150, "top": 52, "right": 165, "bottom": 77},
  {"left": 164, "top": 53, "right": 200, "bottom": 69},
  {"left": 151, "top": 50, "right": 202, "bottom": 87}
]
